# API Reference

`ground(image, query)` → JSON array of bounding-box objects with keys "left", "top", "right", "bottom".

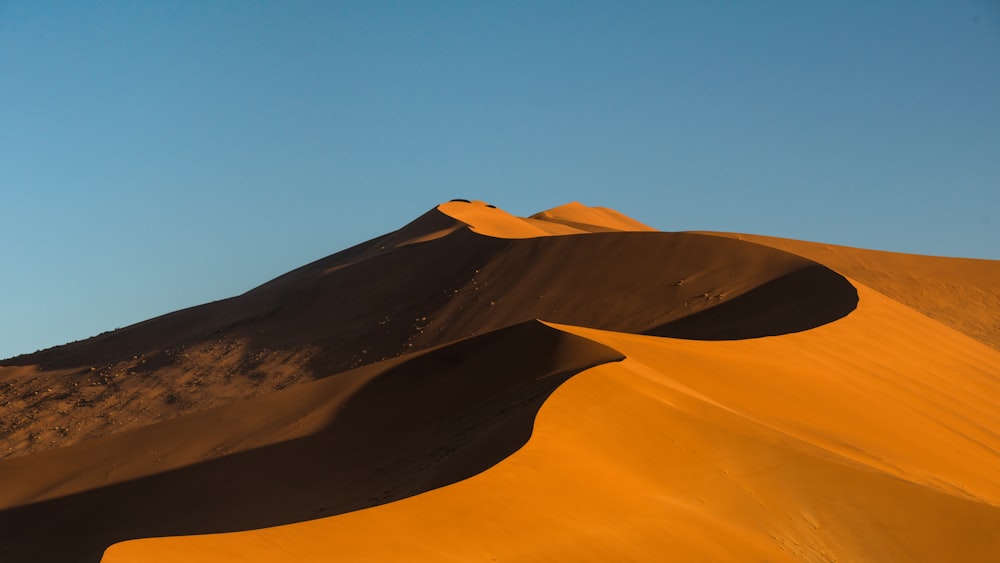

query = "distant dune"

[{"left": 1, "top": 200, "right": 998, "bottom": 562}]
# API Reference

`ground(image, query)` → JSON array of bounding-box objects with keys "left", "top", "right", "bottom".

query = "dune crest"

[
  {"left": 1, "top": 200, "right": 997, "bottom": 562},
  {"left": 531, "top": 200, "right": 657, "bottom": 233},
  {"left": 436, "top": 199, "right": 655, "bottom": 237},
  {"left": 437, "top": 199, "right": 582, "bottom": 237},
  {"left": 0, "top": 204, "right": 855, "bottom": 461}
]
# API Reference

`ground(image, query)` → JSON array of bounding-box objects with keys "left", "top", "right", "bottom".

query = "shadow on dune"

[
  {"left": 0, "top": 321, "right": 623, "bottom": 563},
  {"left": 8, "top": 225, "right": 859, "bottom": 375},
  {"left": 646, "top": 265, "right": 859, "bottom": 340},
  {"left": 0, "top": 223, "right": 862, "bottom": 465}
]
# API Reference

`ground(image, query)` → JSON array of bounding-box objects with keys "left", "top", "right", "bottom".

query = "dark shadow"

[
  {"left": 0, "top": 322, "right": 623, "bottom": 563},
  {"left": 645, "top": 265, "right": 859, "bottom": 340}
]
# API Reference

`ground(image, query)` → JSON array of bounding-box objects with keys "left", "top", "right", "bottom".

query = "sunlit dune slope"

[
  {"left": 699, "top": 231, "right": 1000, "bottom": 351},
  {"left": 0, "top": 201, "right": 853, "bottom": 459},
  {"left": 103, "top": 282, "right": 1000, "bottom": 562},
  {"left": 530, "top": 201, "right": 657, "bottom": 233}
]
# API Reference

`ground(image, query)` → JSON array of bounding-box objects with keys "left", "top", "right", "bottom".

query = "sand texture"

[{"left": 1, "top": 200, "right": 998, "bottom": 562}]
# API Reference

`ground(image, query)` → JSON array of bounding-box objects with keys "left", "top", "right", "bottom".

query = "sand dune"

[
  {"left": 102, "top": 282, "right": 1000, "bottom": 563},
  {"left": 0, "top": 202, "right": 854, "bottom": 459},
  {"left": 1, "top": 200, "right": 998, "bottom": 562}
]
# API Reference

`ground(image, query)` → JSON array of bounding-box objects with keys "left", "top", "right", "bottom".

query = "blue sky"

[{"left": 2, "top": 1, "right": 999, "bottom": 359}]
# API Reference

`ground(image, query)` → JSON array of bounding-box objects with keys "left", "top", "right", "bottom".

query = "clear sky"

[{"left": 2, "top": 1, "right": 999, "bottom": 359}]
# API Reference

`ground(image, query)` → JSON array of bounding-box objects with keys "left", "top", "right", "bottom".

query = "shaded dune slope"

[
  {"left": 0, "top": 321, "right": 622, "bottom": 563},
  {"left": 647, "top": 265, "right": 858, "bottom": 339},
  {"left": 0, "top": 202, "right": 855, "bottom": 459}
]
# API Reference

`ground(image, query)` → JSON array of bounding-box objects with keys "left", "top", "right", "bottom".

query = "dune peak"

[{"left": 436, "top": 199, "right": 655, "bottom": 238}]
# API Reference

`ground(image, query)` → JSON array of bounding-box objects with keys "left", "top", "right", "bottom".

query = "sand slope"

[
  {"left": 1, "top": 200, "right": 998, "bottom": 562},
  {"left": 102, "top": 282, "right": 1000, "bottom": 562}
]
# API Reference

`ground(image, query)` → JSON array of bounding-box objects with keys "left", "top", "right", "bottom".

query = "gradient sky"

[{"left": 2, "top": 1, "right": 999, "bottom": 359}]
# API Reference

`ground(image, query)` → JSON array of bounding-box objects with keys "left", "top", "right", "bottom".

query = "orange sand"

[
  {"left": 103, "top": 282, "right": 1000, "bottom": 562},
  {"left": 1, "top": 200, "right": 998, "bottom": 562}
]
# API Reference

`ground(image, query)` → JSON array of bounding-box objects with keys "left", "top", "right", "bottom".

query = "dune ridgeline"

[{"left": 1, "top": 200, "right": 998, "bottom": 562}]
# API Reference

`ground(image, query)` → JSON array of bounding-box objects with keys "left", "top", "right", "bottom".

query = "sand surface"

[{"left": 1, "top": 200, "right": 998, "bottom": 562}]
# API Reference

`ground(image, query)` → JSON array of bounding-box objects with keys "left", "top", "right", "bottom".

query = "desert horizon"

[{"left": 1, "top": 199, "right": 998, "bottom": 562}]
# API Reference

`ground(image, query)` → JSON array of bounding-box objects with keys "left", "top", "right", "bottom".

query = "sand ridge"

[
  {"left": 0, "top": 205, "right": 855, "bottom": 460},
  {"left": 1, "top": 200, "right": 998, "bottom": 562},
  {"left": 437, "top": 199, "right": 656, "bottom": 237}
]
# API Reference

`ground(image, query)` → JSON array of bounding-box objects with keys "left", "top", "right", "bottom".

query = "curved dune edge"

[
  {"left": 103, "top": 282, "right": 1000, "bottom": 562},
  {"left": 698, "top": 231, "right": 1000, "bottom": 351},
  {"left": 0, "top": 321, "right": 624, "bottom": 563},
  {"left": 431, "top": 201, "right": 859, "bottom": 341}
]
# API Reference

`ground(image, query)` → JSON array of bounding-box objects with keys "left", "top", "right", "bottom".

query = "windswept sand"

[{"left": 1, "top": 200, "right": 998, "bottom": 562}]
